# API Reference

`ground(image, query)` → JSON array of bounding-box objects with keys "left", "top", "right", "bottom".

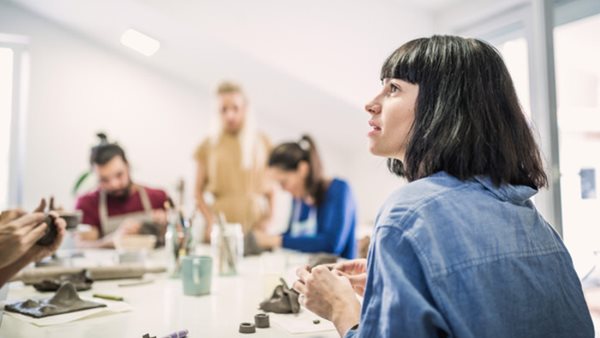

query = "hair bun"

[
  {"left": 298, "top": 139, "right": 311, "bottom": 151},
  {"left": 96, "top": 132, "right": 108, "bottom": 145}
]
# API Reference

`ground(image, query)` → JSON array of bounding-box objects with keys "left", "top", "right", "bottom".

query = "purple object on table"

[{"left": 161, "top": 329, "right": 188, "bottom": 338}]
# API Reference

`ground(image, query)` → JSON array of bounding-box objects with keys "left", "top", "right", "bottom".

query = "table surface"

[{"left": 0, "top": 247, "right": 339, "bottom": 338}]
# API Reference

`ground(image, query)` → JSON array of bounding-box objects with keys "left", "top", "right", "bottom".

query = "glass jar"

[{"left": 211, "top": 223, "right": 244, "bottom": 276}]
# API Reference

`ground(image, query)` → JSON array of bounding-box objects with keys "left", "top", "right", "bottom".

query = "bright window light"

[{"left": 120, "top": 29, "right": 160, "bottom": 56}]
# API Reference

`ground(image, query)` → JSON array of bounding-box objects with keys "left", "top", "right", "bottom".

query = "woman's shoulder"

[{"left": 328, "top": 177, "right": 352, "bottom": 194}]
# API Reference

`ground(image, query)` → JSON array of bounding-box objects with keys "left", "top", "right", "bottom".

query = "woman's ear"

[{"left": 297, "top": 161, "right": 310, "bottom": 178}]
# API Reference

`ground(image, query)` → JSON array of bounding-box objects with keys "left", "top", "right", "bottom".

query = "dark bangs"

[{"left": 380, "top": 38, "right": 432, "bottom": 84}]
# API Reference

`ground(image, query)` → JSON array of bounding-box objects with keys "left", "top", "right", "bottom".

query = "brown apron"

[{"left": 99, "top": 186, "right": 154, "bottom": 236}]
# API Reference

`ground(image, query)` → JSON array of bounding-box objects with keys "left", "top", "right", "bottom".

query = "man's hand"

[
  {"left": 117, "top": 219, "right": 142, "bottom": 236},
  {"left": 151, "top": 209, "right": 168, "bottom": 226}
]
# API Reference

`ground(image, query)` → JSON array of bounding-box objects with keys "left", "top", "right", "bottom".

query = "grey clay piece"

[
  {"left": 239, "top": 322, "right": 256, "bottom": 334},
  {"left": 33, "top": 270, "right": 94, "bottom": 292},
  {"left": 36, "top": 214, "right": 58, "bottom": 246},
  {"left": 4, "top": 282, "right": 106, "bottom": 318},
  {"left": 254, "top": 313, "right": 270, "bottom": 328},
  {"left": 259, "top": 278, "right": 300, "bottom": 314}
]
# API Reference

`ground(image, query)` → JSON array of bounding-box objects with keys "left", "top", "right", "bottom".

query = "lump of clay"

[
  {"left": 259, "top": 278, "right": 300, "bottom": 314},
  {"left": 244, "top": 231, "right": 268, "bottom": 256},
  {"left": 36, "top": 214, "right": 58, "bottom": 246},
  {"left": 4, "top": 282, "right": 105, "bottom": 318},
  {"left": 308, "top": 253, "right": 338, "bottom": 268},
  {"left": 33, "top": 270, "right": 94, "bottom": 292}
]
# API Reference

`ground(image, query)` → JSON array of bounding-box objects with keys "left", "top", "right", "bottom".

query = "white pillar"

[{"left": 529, "top": 0, "right": 563, "bottom": 236}]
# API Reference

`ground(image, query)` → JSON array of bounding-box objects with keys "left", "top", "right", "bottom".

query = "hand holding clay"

[
  {"left": 117, "top": 218, "right": 143, "bottom": 236},
  {"left": 0, "top": 210, "right": 48, "bottom": 269},
  {"left": 293, "top": 265, "right": 361, "bottom": 337},
  {"left": 28, "top": 212, "right": 66, "bottom": 262},
  {"left": 151, "top": 209, "right": 168, "bottom": 226}
]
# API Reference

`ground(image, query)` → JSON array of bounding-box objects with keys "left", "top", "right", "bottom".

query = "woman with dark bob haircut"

[{"left": 292, "top": 36, "right": 594, "bottom": 338}]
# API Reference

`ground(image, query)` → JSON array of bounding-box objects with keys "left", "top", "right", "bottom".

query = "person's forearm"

[
  {"left": 0, "top": 250, "right": 36, "bottom": 286},
  {"left": 266, "top": 234, "right": 282, "bottom": 248},
  {"left": 332, "top": 301, "right": 361, "bottom": 337}
]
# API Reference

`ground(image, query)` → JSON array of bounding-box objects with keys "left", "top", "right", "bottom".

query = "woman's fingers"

[
  {"left": 22, "top": 221, "right": 48, "bottom": 247},
  {"left": 13, "top": 213, "right": 46, "bottom": 231},
  {"left": 296, "top": 265, "right": 312, "bottom": 282},
  {"left": 33, "top": 198, "right": 46, "bottom": 213},
  {"left": 293, "top": 280, "right": 308, "bottom": 294},
  {"left": 347, "top": 273, "right": 367, "bottom": 285},
  {"left": 0, "top": 209, "right": 26, "bottom": 224}
]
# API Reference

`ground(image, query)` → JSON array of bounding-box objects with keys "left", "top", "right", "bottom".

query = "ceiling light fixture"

[{"left": 120, "top": 29, "right": 160, "bottom": 56}]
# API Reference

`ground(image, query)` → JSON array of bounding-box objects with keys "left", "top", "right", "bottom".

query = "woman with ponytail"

[{"left": 252, "top": 135, "right": 357, "bottom": 259}]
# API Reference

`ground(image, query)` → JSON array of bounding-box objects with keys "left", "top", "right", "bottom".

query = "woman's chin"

[{"left": 368, "top": 143, "right": 388, "bottom": 157}]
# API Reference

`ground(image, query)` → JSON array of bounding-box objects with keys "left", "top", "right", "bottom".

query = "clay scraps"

[{"left": 259, "top": 278, "right": 300, "bottom": 314}]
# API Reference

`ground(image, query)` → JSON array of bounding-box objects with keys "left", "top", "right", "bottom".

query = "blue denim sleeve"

[
  {"left": 282, "top": 183, "right": 355, "bottom": 256},
  {"left": 344, "top": 328, "right": 358, "bottom": 338},
  {"left": 357, "top": 225, "right": 450, "bottom": 338}
]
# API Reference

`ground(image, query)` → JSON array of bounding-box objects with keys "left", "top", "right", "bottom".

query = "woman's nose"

[{"left": 365, "top": 99, "right": 380, "bottom": 115}]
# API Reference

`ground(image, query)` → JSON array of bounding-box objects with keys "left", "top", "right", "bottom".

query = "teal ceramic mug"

[{"left": 181, "top": 256, "right": 213, "bottom": 296}]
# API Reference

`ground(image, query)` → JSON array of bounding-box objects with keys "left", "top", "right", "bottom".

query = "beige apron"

[{"left": 99, "top": 186, "right": 154, "bottom": 236}]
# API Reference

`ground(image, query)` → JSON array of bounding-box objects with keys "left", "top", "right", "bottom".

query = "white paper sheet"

[
  {"left": 3, "top": 297, "right": 132, "bottom": 327},
  {"left": 270, "top": 308, "right": 336, "bottom": 334}
]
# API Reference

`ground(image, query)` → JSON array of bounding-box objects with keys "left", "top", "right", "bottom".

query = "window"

[
  {"left": 0, "top": 33, "right": 29, "bottom": 209},
  {"left": 0, "top": 47, "right": 14, "bottom": 209},
  {"left": 554, "top": 12, "right": 600, "bottom": 268}
]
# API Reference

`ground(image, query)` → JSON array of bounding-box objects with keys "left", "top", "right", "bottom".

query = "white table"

[{"left": 0, "top": 248, "right": 339, "bottom": 338}]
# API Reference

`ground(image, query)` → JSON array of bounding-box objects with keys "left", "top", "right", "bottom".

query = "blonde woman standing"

[{"left": 194, "top": 81, "right": 273, "bottom": 246}]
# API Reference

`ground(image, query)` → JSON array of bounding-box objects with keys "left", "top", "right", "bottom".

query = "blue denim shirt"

[{"left": 346, "top": 172, "right": 593, "bottom": 338}]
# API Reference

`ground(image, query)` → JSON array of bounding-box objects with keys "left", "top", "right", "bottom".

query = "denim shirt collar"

[
  {"left": 428, "top": 171, "right": 537, "bottom": 203},
  {"left": 473, "top": 175, "right": 537, "bottom": 203}
]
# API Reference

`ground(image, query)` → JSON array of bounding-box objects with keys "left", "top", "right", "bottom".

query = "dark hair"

[
  {"left": 268, "top": 135, "right": 327, "bottom": 205},
  {"left": 381, "top": 35, "right": 547, "bottom": 189},
  {"left": 90, "top": 132, "right": 128, "bottom": 166}
]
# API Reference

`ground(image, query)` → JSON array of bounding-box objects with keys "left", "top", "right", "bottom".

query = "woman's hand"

[
  {"left": 0, "top": 211, "right": 48, "bottom": 269},
  {"left": 0, "top": 212, "right": 66, "bottom": 287},
  {"left": 252, "top": 229, "right": 282, "bottom": 249},
  {"left": 333, "top": 258, "right": 368, "bottom": 296},
  {"left": 293, "top": 265, "right": 361, "bottom": 337}
]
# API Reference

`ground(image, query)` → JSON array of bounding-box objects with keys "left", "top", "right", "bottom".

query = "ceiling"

[{"left": 6, "top": 0, "right": 438, "bottom": 106}]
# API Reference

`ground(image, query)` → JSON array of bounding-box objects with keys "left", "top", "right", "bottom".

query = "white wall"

[
  {"left": 0, "top": 2, "right": 208, "bottom": 212},
  {"left": 0, "top": 1, "right": 435, "bottom": 228}
]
